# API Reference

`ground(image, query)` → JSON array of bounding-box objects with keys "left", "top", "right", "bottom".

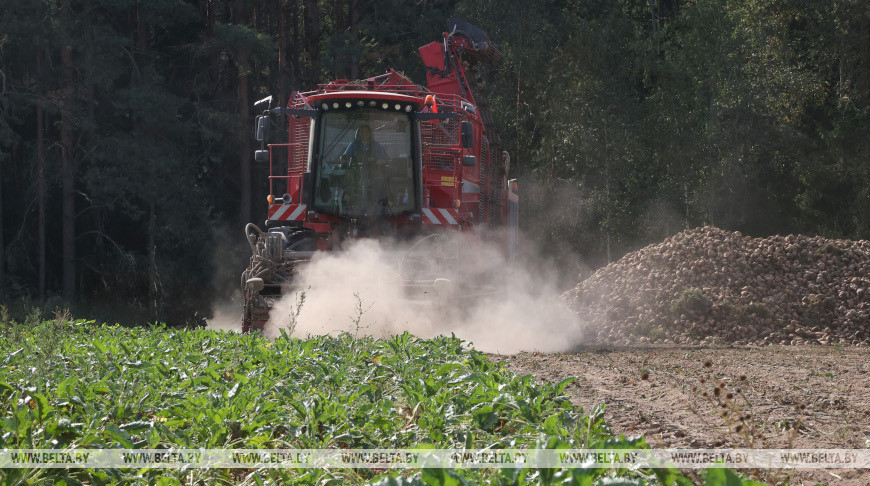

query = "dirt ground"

[{"left": 493, "top": 345, "right": 870, "bottom": 485}]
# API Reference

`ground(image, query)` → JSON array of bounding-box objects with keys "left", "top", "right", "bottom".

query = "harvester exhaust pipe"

[{"left": 245, "top": 223, "right": 263, "bottom": 252}]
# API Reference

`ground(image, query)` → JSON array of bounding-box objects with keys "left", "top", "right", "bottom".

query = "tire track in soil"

[{"left": 492, "top": 346, "right": 870, "bottom": 485}]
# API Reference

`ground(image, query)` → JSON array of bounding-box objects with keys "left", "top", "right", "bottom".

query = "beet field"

[{"left": 0, "top": 313, "right": 762, "bottom": 485}]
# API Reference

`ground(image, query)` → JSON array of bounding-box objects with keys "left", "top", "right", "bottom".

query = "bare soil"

[{"left": 493, "top": 345, "right": 870, "bottom": 485}]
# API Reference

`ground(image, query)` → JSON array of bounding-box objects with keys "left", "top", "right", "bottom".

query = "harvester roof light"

[
  {"left": 424, "top": 94, "right": 438, "bottom": 114},
  {"left": 357, "top": 100, "right": 365, "bottom": 107},
  {"left": 382, "top": 102, "right": 389, "bottom": 109},
  {"left": 369, "top": 100, "right": 377, "bottom": 107},
  {"left": 394, "top": 103, "right": 401, "bottom": 110},
  {"left": 321, "top": 102, "right": 329, "bottom": 110},
  {"left": 332, "top": 102, "right": 339, "bottom": 109},
  {"left": 405, "top": 105, "right": 413, "bottom": 112},
  {"left": 345, "top": 101, "right": 352, "bottom": 108}
]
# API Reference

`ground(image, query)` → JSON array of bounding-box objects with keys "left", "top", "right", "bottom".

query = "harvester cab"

[{"left": 241, "top": 20, "right": 518, "bottom": 333}]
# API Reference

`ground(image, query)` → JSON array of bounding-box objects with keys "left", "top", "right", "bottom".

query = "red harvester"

[{"left": 242, "top": 19, "right": 518, "bottom": 332}]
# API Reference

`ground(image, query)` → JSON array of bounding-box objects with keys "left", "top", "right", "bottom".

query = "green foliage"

[
  {"left": 457, "top": 0, "right": 870, "bottom": 275},
  {"left": 211, "top": 23, "right": 276, "bottom": 75},
  {"left": 702, "top": 467, "right": 766, "bottom": 486},
  {"left": 0, "top": 322, "right": 757, "bottom": 485}
]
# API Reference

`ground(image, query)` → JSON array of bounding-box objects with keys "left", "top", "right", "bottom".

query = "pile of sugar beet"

[{"left": 564, "top": 226, "right": 870, "bottom": 346}]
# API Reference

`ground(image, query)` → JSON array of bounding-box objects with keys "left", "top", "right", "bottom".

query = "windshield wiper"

[{"left": 321, "top": 109, "right": 361, "bottom": 160}]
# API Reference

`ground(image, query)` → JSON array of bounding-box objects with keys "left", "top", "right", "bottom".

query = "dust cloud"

[
  {"left": 205, "top": 223, "right": 249, "bottom": 333},
  {"left": 206, "top": 297, "right": 243, "bottom": 332},
  {"left": 265, "top": 236, "right": 582, "bottom": 354}
]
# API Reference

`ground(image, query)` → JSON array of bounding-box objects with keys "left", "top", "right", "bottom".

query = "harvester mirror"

[
  {"left": 254, "top": 150, "right": 270, "bottom": 163},
  {"left": 255, "top": 115, "right": 270, "bottom": 143},
  {"left": 462, "top": 155, "right": 478, "bottom": 167},
  {"left": 461, "top": 121, "right": 474, "bottom": 148}
]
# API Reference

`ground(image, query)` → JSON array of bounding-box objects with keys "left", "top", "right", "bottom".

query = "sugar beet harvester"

[{"left": 241, "top": 20, "right": 519, "bottom": 333}]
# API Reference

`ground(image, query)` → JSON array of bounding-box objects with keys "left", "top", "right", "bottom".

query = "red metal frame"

[{"left": 263, "top": 33, "right": 508, "bottom": 245}]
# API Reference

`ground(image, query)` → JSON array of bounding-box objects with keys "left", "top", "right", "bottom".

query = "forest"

[{"left": 1, "top": 0, "right": 868, "bottom": 324}]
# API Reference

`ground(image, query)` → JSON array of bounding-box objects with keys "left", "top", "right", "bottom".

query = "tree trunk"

[
  {"left": 205, "top": 0, "right": 218, "bottom": 93},
  {"left": 332, "top": 1, "right": 347, "bottom": 78},
  {"left": 238, "top": 71, "right": 251, "bottom": 226},
  {"left": 60, "top": 1, "right": 76, "bottom": 302},
  {"left": 0, "top": 68, "right": 6, "bottom": 297},
  {"left": 148, "top": 202, "right": 159, "bottom": 319},
  {"left": 37, "top": 104, "right": 46, "bottom": 302},
  {"left": 36, "top": 51, "right": 47, "bottom": 302},
  {"left": 236, "top": 0, "right": 252, "bottom": 226},
  {"left": 0, "top": 147, "right": 4, "bottom": 298},
  {"left": 293, "top": 0, "right": 301, "bottom": 88},
  {"left": 647, "top": 0, "right": 659, "bottom": 69},
  {"left": 860, "top": 14, "right": 869, "bottom": 104},
  {"left": 349, "top": 0, "right": 362, "bottom": 80},
  {"left": 303, "top": 0, "right": 321, "bottom": 86},
  {"left": 278, "top": 0, "right": 291, "bottom": 106},
  {"left": 136, "top": 0, "right": 149, "bottom": 66}
]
